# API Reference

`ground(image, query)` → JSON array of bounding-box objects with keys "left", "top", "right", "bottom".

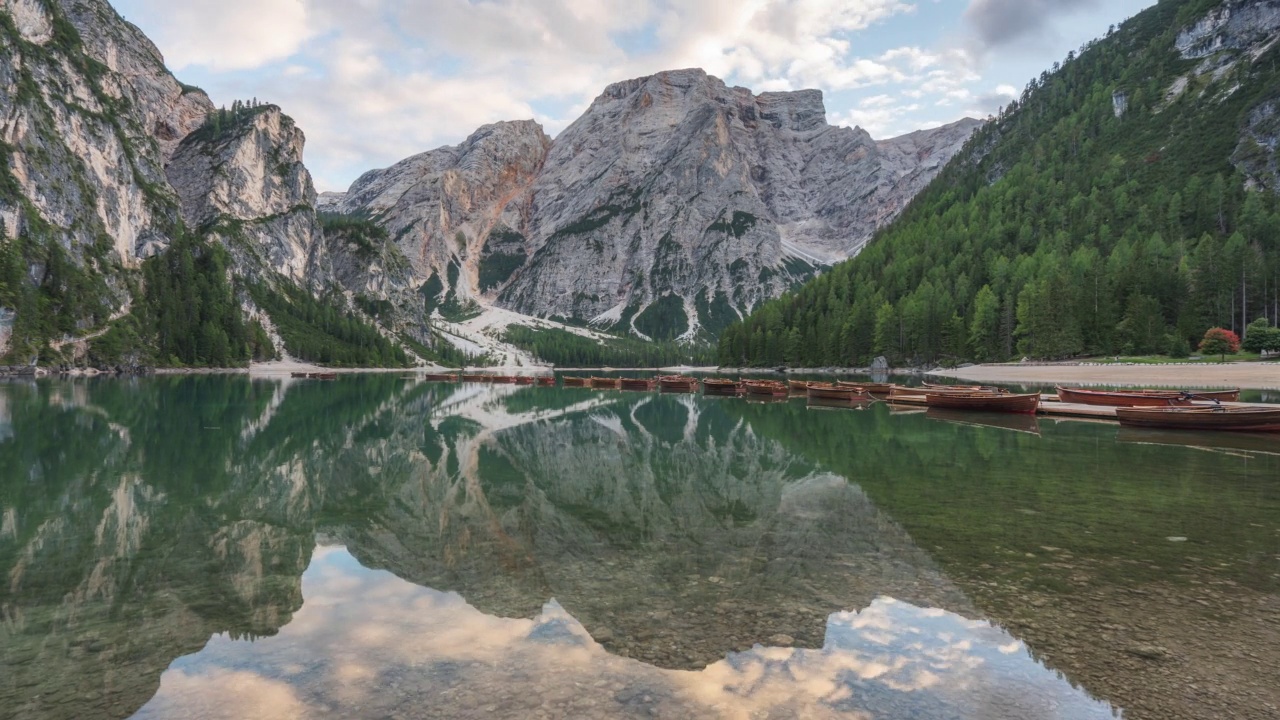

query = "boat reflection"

[
  {"left": 131, "top": 547, "right": 1118, "bottom": 720},
  {"left": 807, "top": 396, "right": 875, "bottom": 411},
  {"left": 1115, "top": 426, "right": 1280, "bottom": 457},
  {"left": 926, "top": 407, "right": 1041, "bottom": 435}
]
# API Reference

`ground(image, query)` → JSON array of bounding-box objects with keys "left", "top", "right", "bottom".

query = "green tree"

[{"left": 968, "top": 285, "right": 1000, "bottom": 361}]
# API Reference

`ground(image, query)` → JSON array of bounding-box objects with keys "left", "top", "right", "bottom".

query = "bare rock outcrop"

[{"left": 334, "top": 69, "right": 980, "bottom": 338}]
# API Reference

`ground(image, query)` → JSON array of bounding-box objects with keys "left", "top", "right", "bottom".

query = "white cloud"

[
  {"left": 120, "top": 0, "right": 315, "bottom": 71},
  {"left": 111, "top": 0, "right": 1149, "bottom": 188}
]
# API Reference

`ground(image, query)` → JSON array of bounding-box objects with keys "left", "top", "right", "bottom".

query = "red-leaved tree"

[{"left": 1198, "top": 328, "right": 1240, "bottom": 361}]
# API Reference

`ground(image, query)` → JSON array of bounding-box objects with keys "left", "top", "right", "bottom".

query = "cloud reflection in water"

[{"left": 133, "top": 546, "right": 1118, "bottom": 720}]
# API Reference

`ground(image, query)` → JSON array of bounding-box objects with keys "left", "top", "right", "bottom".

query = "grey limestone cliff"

[
  {"left": 334, "top": 69, "right": 980, "bottom": 338},
  {"left": 166, "top": 106, "right": 324, "bottom": 283}
]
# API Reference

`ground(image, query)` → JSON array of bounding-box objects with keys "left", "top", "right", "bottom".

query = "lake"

[{"left": 1, "top": 376, "right": 1277, "bottom": 719}]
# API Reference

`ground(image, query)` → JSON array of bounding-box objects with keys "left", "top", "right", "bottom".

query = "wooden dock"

[{"left": 887, "top": 393, "right": 1273, "bottom": 421}]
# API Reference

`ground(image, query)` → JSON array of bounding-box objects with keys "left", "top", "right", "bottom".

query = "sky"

[{"left": 110, "top": 0, "right": 1155, "bottom": 191}]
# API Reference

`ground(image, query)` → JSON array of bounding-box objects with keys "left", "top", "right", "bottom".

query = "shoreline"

[
  {"left": 12, "top": 361, "right": 1280, "bottom": 390},
  {"left": 927, "top": 361, "right": 1280, "bottom": 390}
]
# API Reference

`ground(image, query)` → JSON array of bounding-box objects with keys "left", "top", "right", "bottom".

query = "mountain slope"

[
  {"left": 720, "top": 0, "right": 1280, "bottom": 367},
  {"left": 331, "top": 69, "right": 980, "bottom": 341},
  {"left": 0, "top": 0, "right": 427, "bottom": 368}
]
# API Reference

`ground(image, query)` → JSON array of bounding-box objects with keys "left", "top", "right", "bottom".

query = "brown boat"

[
  {"left": 563, "top": 376, "right": 590, "bottom": 387},
  {"left": 789, "top": 380, "right": 814, "bottom": 393},
  {"left": 311, "top": 372, "right": 338, "bottom": 381},
  {"left": 838, "top": 381, "right": 894, "bottom": 395},
  {"left": 1057, "top": 387, "right": 1187, "bottom": 406},
  {"left": 743, "top": 380, "right": 790, "bottom": 398},
  {"left": 590, "top": 377, "right": 620, "bottom": 389},
  {"left": 424, "top": 373, "right": 459, "bottom": 382},
  {"left": 491, "top": 376, "right": 519, "bottom": 384},
  {"left": 290, "top": 372, "right": 309, "bottom": 379},
  {"left": 923, "top": 382, "right": 1007, "bottom": 394},
  {"left": 658, "top": 375, "right": 700, "bottom": 392},
  {"left": 536, "top": 377, "right": 556, "bottom": 386},
  {"left": 703, "top": 378, "right": 742, "bottom": 395},
  {"left": 807, "top": 383, "right": 872, "bottom": 402},
  {"left": 924, "top": 392, "right": 1040, "bottom": 414},
  {"left": 461, "top": 374, "right": 491, "bottom": 383},
  {"left": 620, "top": 377, "right": 657, "bottom": 391},
  {"left": 1115, "top": 406, "right": 1280, "bottom": 432}
]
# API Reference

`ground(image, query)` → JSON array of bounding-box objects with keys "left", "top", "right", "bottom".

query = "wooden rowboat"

[
  {"left": 290, "top": 372, "right": 309, "bottom": 378},
  {"left": 590, "top": 377, "right": 620, "bottom": 389},
  {"left": 311, "top": 372, "right": 338, "bottom": 381},
  {"left": 424, "top": 373, "right": 459, "bottom": 382},
  {"left": 789, "top": 380, "right": 814, "bottom": 393},
  {"left": 491, "top": 376, "right": 519, "bottom": 384},
  {"left": 1187, "top": 388, "right": 1242, "bottom": 402},
  {"left": 658, "top": 375, "right": 700, "bottom": 392},
  {"left": 923, "top": 382, "right": 1007, "bottom": 394},
  {"left": 807, "top": 383, "right": 872, "bottom": 402},
  {"left": 1056, "top": 387, "right": 1187, "bottom": 407},
  {"left": 620, "top": 377, "right": 657, "bottom": 391},
  {"left": 924, "top": 392, "right": 1040, "bottom": 414},
  {"left": 837, "top": 381, "right": 894, "bottom": 394},
  {"left": 1115, "top": 406, "right": 1280, "bottom": 432},
  {"left": 536, "top": 377, "right": 555, "bottom": 386},
  {"left": 702, "top": 379, "right": 742, "bottom": 395},
  {"left": 563, "top": 376, "right": 589, "bottom": 387},
  {"left": 461, "top": 374, "right": 491, "bottom": 383},
  {"left": 743, "top": 380, "right": 790, "bottom": 398}
]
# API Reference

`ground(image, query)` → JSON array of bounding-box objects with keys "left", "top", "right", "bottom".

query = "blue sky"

[{"left": 110, "top": 0, "right": 1154, "bottom": 191}]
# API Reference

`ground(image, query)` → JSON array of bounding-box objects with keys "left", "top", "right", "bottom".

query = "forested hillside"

[{"left": 719, "top": 0, "right": 1280, "bottom": 367}]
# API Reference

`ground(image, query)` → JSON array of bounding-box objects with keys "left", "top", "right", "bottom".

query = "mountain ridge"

[{"left": 719, "top": 0, "right": 1280, "bottom": 368}]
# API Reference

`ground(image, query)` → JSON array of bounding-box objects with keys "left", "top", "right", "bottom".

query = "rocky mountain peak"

[
  {"left": 324, "top": 67, "right": 980, "bottom": 339},
  {"left": 756, "top": 89, "right": 829, "bottom": 133}
]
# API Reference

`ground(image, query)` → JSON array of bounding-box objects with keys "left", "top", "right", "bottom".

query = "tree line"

[
  {"left": 504, "top": 326, "right": 715, "bottom": 367},
  {"left": 719, "top": 0, "right": 1280, "bottom": 367}
]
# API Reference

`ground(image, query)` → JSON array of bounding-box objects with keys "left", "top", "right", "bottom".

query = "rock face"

[
  {"left": 166, "top": 107, "right": 324, "bottom": 283},
  {"left": 1175, "top": 0, "right": 1280, "bottom": 59},
  {"left": 0, "top": 0, "right": 213, "bottom": 267},
  {"left": 334, "top": 69, "right": 981, "bottom": 338},
  {"left": 0, "top": 0, "right": 340, "bottom": 357},
  {"left": 332, "top": 120, "right": 551, "bottom": 307},
  {"left": 1170, "top": 0, "right": 1280, "bottom": 191}
]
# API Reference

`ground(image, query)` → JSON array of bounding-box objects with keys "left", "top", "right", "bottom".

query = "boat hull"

[
  {"left": 658, "top": 376, "right": 699, "bottom": 392},
  {"left": 590, "top": 377, "right": 620, "bottom": 389},
  {"left": 702, "top": 380, "right": 741, "bottom": 396},
  {"left": 807, "top": 384, "right": 872, "bottom": 402},
  {"left": 924, "top": 392, "right": 1041, "bottom": 414},
  {"left": 743, "top": 381, "right": 789, "bottom": 398},
  {"left": 837, "top": 382, "right": 894, "bottom": 395},
  {"left": 563, "top": 377, "right": 589, "bottom": 387},
  {"left": 1057, "top": 387, "right": 1189, "bottom": 407},
  {"left": 1115, "top": 407, "right": 1280, "bottom": 432},
  {"left": 620, "top": 379, "right": 657, "bottom": 391}
]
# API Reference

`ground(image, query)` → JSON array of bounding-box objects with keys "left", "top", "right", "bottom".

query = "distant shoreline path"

[{"left": 931, "top": 363, "right": 1280, "bottom": 390}]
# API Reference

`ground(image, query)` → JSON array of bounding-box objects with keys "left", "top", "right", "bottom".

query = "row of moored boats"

[{"left": 414, "top": 374, "right": 1278, "bottom": 432}]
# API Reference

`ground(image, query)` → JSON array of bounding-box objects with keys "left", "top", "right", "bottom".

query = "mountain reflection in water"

[
  {"left": 132, "top": 546, "right": 1115, "bottom": 720},
  {"left": 9, "top": 375, "right": 1275, "bottom": 718}
]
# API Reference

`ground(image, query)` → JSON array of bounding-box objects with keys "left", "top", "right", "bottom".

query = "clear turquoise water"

[{"left": 2, "top": 376, "right": 1277, "bottom": 719}]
